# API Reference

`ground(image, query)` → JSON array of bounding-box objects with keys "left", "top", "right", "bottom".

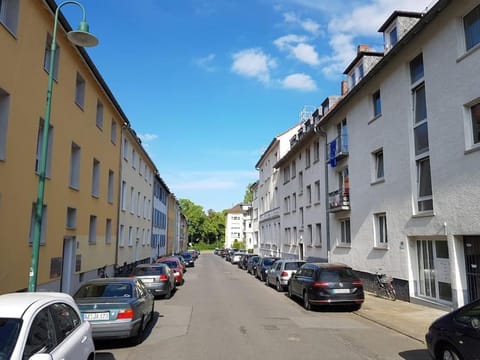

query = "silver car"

[
  {"left": 74, "top": 277, "right": 154, "bottom": 345},
  {"left": 132, "top": 263, "right": 176, "bottom": 299},
  {"left": 0, "top": 292, "right": 95, "bottom": 360},
  {"left": 266, "top": 259, "right": 306, "bottom": 292}
]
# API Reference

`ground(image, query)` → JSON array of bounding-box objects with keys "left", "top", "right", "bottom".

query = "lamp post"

[{"left": 28, "top": 1, "right": 98, "bottom": 292}]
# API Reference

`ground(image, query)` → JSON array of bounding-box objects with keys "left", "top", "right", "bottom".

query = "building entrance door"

[
  {"left": 464, "top": 236, "right": 480, "bottom": 303},
  {"left": 61, "top": 236, "right": 75, "bottom": 294}
]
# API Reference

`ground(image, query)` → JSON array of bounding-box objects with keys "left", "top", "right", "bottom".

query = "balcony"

[
  {"left": 259, "top": 207, "right": 280, "bottom": 222},
  {"left": 328, "top": 134, "right": 349, "bottom": 163},
  {"left": 328, "top": 187, "right": 350, "bottom": 212}
]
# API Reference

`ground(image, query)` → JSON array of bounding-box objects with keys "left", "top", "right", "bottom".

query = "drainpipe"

[{"left": 314, "top": 125, "right": 331, "bottom": 263}]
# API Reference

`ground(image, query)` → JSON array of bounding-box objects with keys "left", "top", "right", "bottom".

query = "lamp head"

[{"left": 67, "top": 21, "right": 98, "bottom": 47}]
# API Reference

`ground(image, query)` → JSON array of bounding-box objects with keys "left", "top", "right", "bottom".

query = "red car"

[{"left": 156, "top": 257, "right": 185, "bottom": 285}]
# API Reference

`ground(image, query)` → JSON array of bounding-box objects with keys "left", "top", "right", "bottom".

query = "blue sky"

[{"left": 59, "top": 0, "right": 434, "bottom": 212}]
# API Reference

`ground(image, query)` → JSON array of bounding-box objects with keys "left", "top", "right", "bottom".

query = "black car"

[
  {"left": 288, "top": 263, "right": 364, "bottom": 311},
  {"left": 256, "top": 257, "right": 280, "bottom": 281},
  {"left": 426, "top": 299, "right": 480, "bottom": 360},
  {"left": 246, "top": 255, "right": 260, "bottom": 275},
  {"left": 180, "top": 252, "right": 195, "bottom": 267}
]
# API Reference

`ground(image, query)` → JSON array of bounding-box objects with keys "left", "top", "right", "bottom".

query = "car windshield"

[
  {"left": 182, "top": 254, "right": 192, "bottom": 260},
  {"left": 134, "top": 266, "right": 166, "bottom": 276},
  {"left": 318, "top": 268, "right": 358, "bottom": 282},
  {"left": 74, "top": 283, "right": 133, "bottom": 298},
  {"left": 160, "top": 261, "right": 178, "bottom": 268},
  {"left": 264, "top": 258, "right": 278, "bottom": 266},
  {"left": 0, "top": 318, "right": 21, "bottom": 358},
  {"left": 285, "top": 262, "right": 304, "bottom": 270}
]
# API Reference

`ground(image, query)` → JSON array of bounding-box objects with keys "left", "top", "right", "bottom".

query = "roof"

[
  {"left": 378, "top": 10, "right": 423, "bottom": 32},
  {"left": 343, "top": 51, "right": 384, "bottom": 75},
  {"left": 0, "top": 292, "right": 75, "bottom": 318},
  {"left": 255, "top": 124, "right": 300, "bottom": 169}
]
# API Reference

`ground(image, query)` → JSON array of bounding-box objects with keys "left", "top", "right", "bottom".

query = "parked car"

[
  {"left": 73, "top": 277, "right": 154, "bottom": 344},
  {"left": 180, "top": 252, "right": 195, "bottom": 267},
  {"left": 288, "top": 263, "right": 364, "bottom": 311},
  {"left": 256, "top": 256, "right": 280, "bottom": 281},
  {"left": 132, "top": 263, "right": 176, "bottom": 299},
  {"left": 238, "top": 254, "right": 255, "bottom": 270},
  {"left": 231, "top": 252, "right": 244, "bottom": 265},
  {"left": 266, "top": 259, "right": 306, "bottom": 291},
  {"left": 246, "top": 255, "right": 260, "bottom": 275},
  {"left": 426, "top": 298, "right": 480, "bottom": 360},
  {"left": 156, "top": 257, "right": 185, "bottom": 285},
  {"left": 0, "top": 292, "right": 95, "bottom": 360}
]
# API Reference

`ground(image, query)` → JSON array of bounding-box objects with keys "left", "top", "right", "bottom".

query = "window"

[
  {"left": 375, "top": 213, "right": 388, "bottom": 246},
  {"left": 29, "top": 203, "right": 47, "bottom": 245},
  {"left": 292, "top": 193, "right": 297, "bottom": 211},
  {"left": 23, "top": 308, "right": 56, "bottom": 358},
  {"left": 139, "top": 158, "right": 143, "bottom": 176},
  {"left": 307, "top": 225, "right": 313, "bottom": 246},
  {"left": 143, "top": 196, "right": 147, "bottom": 218},
  {"left": 107, "top": 170, "right": 114, "bottom": 203},
  {"left": 110, "top": 119, "right": 117, "bottom": 144},
  {"left": 121, "top": 181, "right": 127, "bottom": 211},
  {"left": 410, "top": 54, "right": 424, "bottom": 84},
  {"left": 373, "top": 149, "right": 384, "bottom": 180},
  {"left": 130, "top": 186, "right": 135, "bottom": 214},
  {"left": 313, "top": 141, "right": 320, "bottom": 162},
  {"left": 291, "top": 160, "right": 296, "bottom": 178},
  {"left": 284, "top": 196, "right": 290, "bottom": 213},
  {"left": 306, "top": 185, "right": 312, "bottom": 205},
  {"left": 358, "top": 63, "right": 364, "bottom": 81},
  {"left": 0, "top": 0, "right": 19, "bottom": 34},
  {"left": 298, "top": 171, "right": 303, "bottom": 193},
  {"left": 305, "top": 148, "right": 311, "bottom": 168},
  {"left": 340, "top": 218, "right": 351, "bottom": 245},
  {"left": 74, "top": 73, "right": 86, "bottom": 108},
  {"left": 91, "top": 158, "right": 100, "bottom": 197},
  {"left": 464, "top": 4, "right": 480, "bottom": 51},
  {"left": 105, "top": 219, "right": 112, "bottom": 244},
  {"left": 119, "top": 224, "right": 125, "bottom": 247},
  {"left": 315, "top": 223, "right": 322, "bottom": 247},
  {"left": 132, "top": 149, "right": 137, "bottom": 169},
  {"left": 122, "top": 138, "right": 129, "bottom": 160},
  {"left": 96, "top": 100, "right": 103, "bottom": 129},
  {"left": 314, "top": 181, "right": 320, "bottom": 202},
  {"left": 49, "top": 303, "right": 80, "bottom": 343},
  {"left": 373, "top": 90, "right": 382, "bottom": 117},
  {"left": 283, "top": 166, "right": 290, "bottom": 183},
  {"left": 417, "top": 157, "right": 433, "bottom": 212},
  {"left": 0, "top": 88, "right": 9, "bottom": 160},
  {"left": 35, "top": 118, "right": 53, "bottom": 177},
  {"left": 471, "top": 102, "right": 480, "bottom": 145},
  {"left": 299, "top": 207, "right": 304, "bottom": 228},
  {"left": 66, "top": 207, "right": 76, "bottom": 229},
  {"left": 69, "top": 143, "right": 81, "bottom": 189},
  {"left": 89, "top": 215, "right": 97, "bottom": 244},
  {"left": 137, "top": 192, "right": 141, "bottom": 217},
  {"left": 43, "top": 33, "right": 60, "bottom": 80},
  {"left": 128, "top": 226, "right": 133, "bottom": 246},
  {"left": 388, "top": 27, "right": 398, "bottom": 47}
]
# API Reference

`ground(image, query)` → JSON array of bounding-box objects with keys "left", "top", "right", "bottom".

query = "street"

[{"left": 95, "top": 253, "right": 431, "bottom": 360}]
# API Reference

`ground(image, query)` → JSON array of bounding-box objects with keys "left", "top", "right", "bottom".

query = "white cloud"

[
  {"left": 292, "top": 43, "right": 320, "bottom": 65},
  {"left": 231, "top": 48, "right": 276, "bottom": 84},
  {"left": 194, "top": 53, "right": 216, "bottom": 72},
  {"left": 300, "top": 18, "right": 321, "bottom": 35},
  {"left": 282, "top": 73, "right": 317, "bottom": 91},
  {"left": 138, "top": 133, "right": 158, "bottom": 142},
  {"left": 274, "top": 34, "right": 307, "bottom": 50}
]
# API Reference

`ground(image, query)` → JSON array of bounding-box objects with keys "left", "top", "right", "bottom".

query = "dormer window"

[{"left": 388, "top": 27, "right": 398, "bottom": 47}]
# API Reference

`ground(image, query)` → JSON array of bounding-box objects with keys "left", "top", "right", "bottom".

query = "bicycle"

[{"left": 374, "top": 271, "right": 396, "bottom": 301}]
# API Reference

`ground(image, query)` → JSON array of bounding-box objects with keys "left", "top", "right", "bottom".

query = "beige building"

[{"left": 0, "top": 0, "right": 133, "bottom": 294}]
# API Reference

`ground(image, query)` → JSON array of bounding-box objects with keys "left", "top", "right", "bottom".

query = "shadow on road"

[
  {"left": 94, "top": 310, "right": 161, "bottom": 350},
  {"left": 284, "top": 293, "right": 358, "bottom": 313},
  {"left": 399, "top": 349, "right": 431, "bottom": 359}
]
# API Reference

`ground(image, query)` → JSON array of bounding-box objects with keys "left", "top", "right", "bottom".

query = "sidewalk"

[{"left": 355, "top": 292, "right": 449, "bottom": 343}]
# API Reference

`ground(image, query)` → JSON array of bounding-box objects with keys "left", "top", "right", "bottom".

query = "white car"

[{"left": 0, "top": 292, "right": 95, "bottom": 360}]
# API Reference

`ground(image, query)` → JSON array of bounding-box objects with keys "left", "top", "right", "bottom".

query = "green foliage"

[
  {"left": 232, "top": 239, "right": 246, "bottom": 250},
  {"left": 179, "top": 198, "right": 225, "bottom": 245},
  {"left": 243, "top": 183, "right": 254, "bottom": 204}
]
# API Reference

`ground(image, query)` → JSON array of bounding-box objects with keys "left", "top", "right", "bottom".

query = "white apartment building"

[
  {"left": 255, "top": 125, "right": 300, "bottom": 256},
  {"left": 152, "top": 174, "right": 169, "bottom": 260},
  {"left": 255, "top": 0, "right": 480, "bottom": 308},
  {"left": 250, "top": 181, "right": 260, "bottom": 251},
  {"left": 117, "top": 128, "right": 156, "bottom": 269},
  {"left": 225, "top": 204, "right": 244, "bottom": 249}
]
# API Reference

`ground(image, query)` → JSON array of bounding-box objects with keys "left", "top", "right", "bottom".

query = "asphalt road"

[{"left": 95, "top": 253, "right": 430, "bottom": 360}]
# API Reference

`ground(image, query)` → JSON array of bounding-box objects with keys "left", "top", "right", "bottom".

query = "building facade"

[{"left": 152, "top": 174, "right": 169, "bottom": 259}]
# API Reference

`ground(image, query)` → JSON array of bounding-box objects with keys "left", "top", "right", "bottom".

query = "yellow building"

[{"left": 0, "top": 0, "right": 130, "bottom": 294}]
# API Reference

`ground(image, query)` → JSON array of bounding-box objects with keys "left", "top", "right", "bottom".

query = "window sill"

[
  {"left": 465, "top": 144, "right": 480, "bottom": 155},
  {"left": 370, "top": 178, "right": 385, "bottom": 186},
  {"left": 306, "top": 204, "right": 312, "bottom": 209},
  {"left": 374, "top": 245, "right": 389, "bottom": 250},
  {"left": 314, "top": 245, "right": 322, "bottom": 248},
  {"left": 412, "top": 211, "right": 435, "bottom": 218},
  {"left": 336, "top": 244, "right": 351, "bottom": 249},
  {"left": 69, "top": 185, "right": 79, "bottom": 191},
  {"left": 457, "top": 42, "right": 480, "bottom": 64},
  {"left": 75, "top": 101, "right": 85, "bottom": 111},
  {"left": 314, "top": 202, "right": 321, "bottom": 206},
  {"left": 368, "top": 114, "right": 382, "bottom": 125}
]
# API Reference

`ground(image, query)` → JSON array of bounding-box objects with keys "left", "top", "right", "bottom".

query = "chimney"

[
  {"left": 357, "top": 44, "right": 370, "bottom": 54},
  {"left": 341, "top": 80, "right": 348, "bottom": 96}
]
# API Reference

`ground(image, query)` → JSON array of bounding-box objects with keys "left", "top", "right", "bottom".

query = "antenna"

[{"left": 299, "top": 105, "right": 316, "bottom": 123}]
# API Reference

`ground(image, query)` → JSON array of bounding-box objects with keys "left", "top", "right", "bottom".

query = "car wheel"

[
  {"left": 164, "top": 284, "right": 171, "bottom": 299},
  {"left": 131, "top": 317, "right": 145, "bottom": 345},
  {"left": 303, "top": 291, "right": 311, "bottom": 311},
  {"left": 440, "top": 345, "right": 461, "bottom": 360},
  {"left": 288, "top": 284, "right": 293, "bottom": 298},
  {"left": 276, "top": 280, "right": 283, "bottom": 292}
]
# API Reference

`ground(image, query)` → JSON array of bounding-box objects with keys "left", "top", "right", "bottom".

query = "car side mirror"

[{"left": 471, "top": 318, "right": 480, "bottom": 329}]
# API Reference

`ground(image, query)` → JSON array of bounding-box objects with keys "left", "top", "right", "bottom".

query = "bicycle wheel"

[{"left": 386, "top": 285, "right": 396, "bottom": 301}]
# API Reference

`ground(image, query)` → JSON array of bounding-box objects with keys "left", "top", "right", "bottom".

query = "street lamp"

[{"left": 28, "top": 1, "right": 98, "bottom": 292}]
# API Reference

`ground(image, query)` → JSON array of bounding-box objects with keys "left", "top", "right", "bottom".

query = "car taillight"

[
  {"left": 117, "top": 308, "right": 134, "bottom": 319},
  {"left": 280, "top": 271, "right": 288, "bottom": 278},
  {"left": 313, "top": 281, "right": 329, "bottom": 288},
  {"left": 352, "top": 280, "right": 363, "bottom": 286},
  {"left": 159, "top": 274, "right": 168, "bottom": 280}
]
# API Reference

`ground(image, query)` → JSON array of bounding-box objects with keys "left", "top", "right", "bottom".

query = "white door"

[{"left": 61, "top": 237, "right": 76, "bottom": 294}]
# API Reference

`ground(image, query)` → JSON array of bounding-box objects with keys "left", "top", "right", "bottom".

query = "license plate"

[
  {"left": 142, "top": 278, "right": 154, "bottom": 283},
  {"left": 332, "top": 289, "right": 350, "bottom": 294},
  {"left": 84, "top": 312, "right": 110, "bottom": 321}
]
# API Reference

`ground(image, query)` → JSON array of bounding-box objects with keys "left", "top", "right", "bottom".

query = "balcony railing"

[
  {"left": 328, "top": 134, "right": 349, "bottom": 164},
  {"left": 328, "top": 187, "right": 350, "bottom": 212},
  {"left": 259, "top": 207, "right": 280, "bottom": 221}
]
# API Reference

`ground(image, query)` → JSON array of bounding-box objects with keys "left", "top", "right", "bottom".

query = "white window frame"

[
  {"left": 315, "top": 223, "right": 322, "bottom": 247},
  {"left": 0, "top": 0, "right": 19, "bottom": 34},
  {"left": 110, "top": 119, "right": 117, "bottom": 144},
  {"left": 66, "top": 207, "right": 76, "bottom": 229},
  {"left": 96, "top": 99, "right": 103, "bottom": 130},
  {"left": 107, "top": 170, "right": 114, "bottom": 204},
  {"left": 88, "top": 215, "right": 97, "bottom": 244},
  {"left": 74, "top": 72, "right": 86, "bottom": 109},
  {"left": 119, "top": 224, "right": 125, "bottom": 247},
  {"left": 105, "top": 219, "right": 112, "bottom": 244},
  {"left": 464, "top": 4, "right": 480, "bottom": 51},
  {"left": 374, "top": 213, "right": 388, "bottom": 248},
  {"left": 339, "top": 218, "right": 351, "bottom": 245},
  {"left": 69, "top": 143, "right": 81, "bottom": 189},
  {"left": 372, "top": 148, "right": 384, "bottom": 182},
  {"left": 121, "top": 181, "right": 127, "bottom": 211},
  {"left": 91, "top": 158, "right": 100, "bottom": 197}
]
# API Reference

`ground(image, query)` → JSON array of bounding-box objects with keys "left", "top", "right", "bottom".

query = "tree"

[{"left": 243, "top": 183, "right": 254, "bottom": 204}]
